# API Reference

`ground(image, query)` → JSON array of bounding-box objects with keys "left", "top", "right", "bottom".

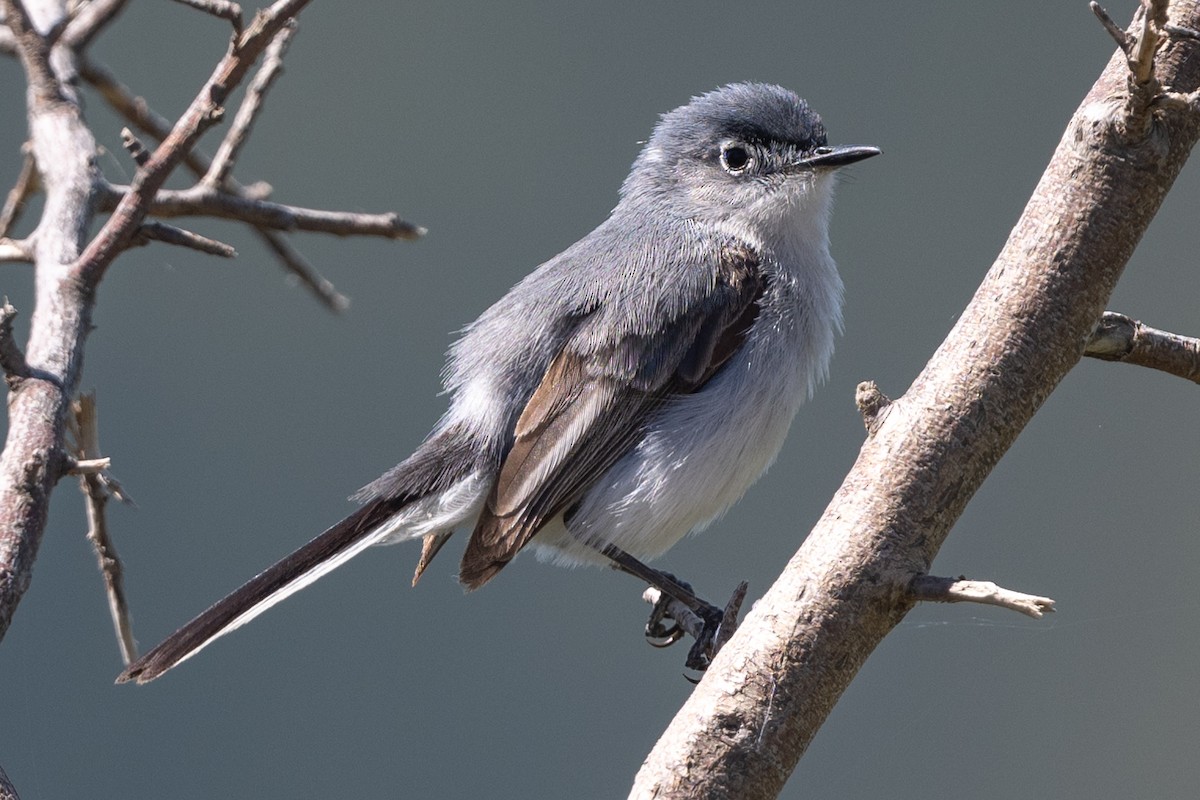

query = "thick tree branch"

[
  {"left": 0, "top": 0, "right": 101, "bottom": 642},
  {"left": 1084, "top": 311, "right": 1200, "bottom": 383},
  {"left": 632, "top": 3, "right": 1200, "bottom": 797}
]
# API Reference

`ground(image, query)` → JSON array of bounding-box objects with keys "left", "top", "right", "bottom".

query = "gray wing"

[{"left": 458, "top": 244, "right": 765, "bottom": 589}]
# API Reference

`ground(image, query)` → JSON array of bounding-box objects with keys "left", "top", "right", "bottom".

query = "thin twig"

[
  {"left": 0, "top": 238, "right": 34, "bottom": 262},
  {"left": 68, "top": 393, "right": 137, "bottom": 665},
  {"left": 73, "top": 0, "right": 314, "bottom": 282},
  {"left": 256, "top": 227, "right": 350, "bottom": 310},
  {"left": 0, "top": 144, "right": 38, "bottom": 237},
  {"left": 61, "top": 0, "right": 131, "bottom": 51},
  {"left": 170, "top": 0, "right": 243, "bottom": 33},
  {"left": 100, "top": 182, "right": 424, "bottom": 239},
  {"left": 77, "top": 53, "right": 369, "bottom": 311},
  {"left": 1091, "top": 2, "right": 1132, "bottom": 54},
  {"left": 135, "top": 220, "right": 236, "bottom": 257},
  {"left": 203, "top": 23, "right": 293, "bottom": 188},
  {"left": 1084, "top": 311, "right": 1200, "bottom": 383},
  {"left": 67, "top": 457, "right": 111, "bottom": 474},
  {"left": 910, "top": 575, "right": 1056, "bottom": 619}
]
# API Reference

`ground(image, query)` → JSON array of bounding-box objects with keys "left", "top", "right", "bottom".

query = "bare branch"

[
  {"left": 66, "top": 456, "right": 111, "bottom": 474},
  {"left": 77, "top": 50, "right": 367, "bottom": 310},
  {"left": 0, "top": 144, "right": 38, "bottom": 237},
  {"left": 1091, "top": 2, "right": 1132, "bottom": 54},
  {"left": 910, "top": 575, "right": 1056, "bottom": 619},
  {"left": 100, "top": 182, "right": 424, "bottom": 239},
  {"left": 0, "top": 0, "right": 314, "bottom": 645},
  {"left": 135, "top": 220, "right": 237, "bottom": 257},
  {"left": 74, "top": 0, "right": 313, "bottom": 282},
  {"left": 1084, "top": 311, "right": 1200, "bottom": 383},
  {"left": 61, "top": 0, "right": 130, "bottom": 51},
  {"left": 2, "top": 0, "right": 62, "bottom": 105},
  {"left": 203, "top": 22, "right": 292, "bottom": 188},
  {"left": 256, "top": 228, "right": 350, "bottom": 311},
  {"left": 171, "top": 0, "right": 243, "bottom": 33},
  {"left": 0, "top": 299, "right": 29, "bottom": 385},
  {"left": 68, "top": 393, "right": 136, "bottom": 665},
  {"left": 0, "top": 238, "right": 34, "bottom": 262}
]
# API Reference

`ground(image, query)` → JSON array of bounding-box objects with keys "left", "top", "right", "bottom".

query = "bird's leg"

[{"left": 597, "top": 543, "right": 741, "bottom": 671}]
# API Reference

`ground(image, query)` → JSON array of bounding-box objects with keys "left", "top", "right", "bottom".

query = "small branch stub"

[
  {"left": 855, "top": 380, "right": 892, "bottom": 435},
  {"left": 0, "top": 299, "right": 30, "bottom": 387},
  {"left": 910, "top": 575, "right": 1056, "bottom": 619}
]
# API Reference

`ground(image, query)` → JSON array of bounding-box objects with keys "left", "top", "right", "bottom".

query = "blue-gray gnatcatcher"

[{"left": 119, "top": 82, "right": 878, "bottom": 683}]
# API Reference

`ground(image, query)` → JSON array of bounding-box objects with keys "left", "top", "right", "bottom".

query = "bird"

[{"left": 118, "top": 82, "right": 879, "bottom": 684}]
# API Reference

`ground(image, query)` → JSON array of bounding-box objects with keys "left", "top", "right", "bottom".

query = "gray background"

[{"left": 2, "top": 2, "right": 1198, "bottom": 798}]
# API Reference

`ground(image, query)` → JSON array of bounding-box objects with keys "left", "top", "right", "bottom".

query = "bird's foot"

[{"left": 642, "top": 580, "right": 749, "bottom": 672}]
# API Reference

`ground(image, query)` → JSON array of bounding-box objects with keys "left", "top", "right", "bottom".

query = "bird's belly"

[{"left": 532, "top": 325, "right": 817, "bottom": 567}]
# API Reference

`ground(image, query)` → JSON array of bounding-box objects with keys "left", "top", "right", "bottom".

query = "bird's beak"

[{"left": 800, "top": 145, "right": 881, "bottom": 169}]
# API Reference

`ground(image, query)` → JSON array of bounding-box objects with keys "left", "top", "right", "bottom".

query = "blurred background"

[{"left": 2, "top": 2, "right": 1197, "bottom": 797}]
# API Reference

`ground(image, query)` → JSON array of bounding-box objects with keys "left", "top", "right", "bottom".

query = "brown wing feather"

[{"left": 458, "top": 244, "right": 765, "bottom": 589}]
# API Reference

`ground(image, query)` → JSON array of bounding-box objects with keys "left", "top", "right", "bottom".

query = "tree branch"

[
  {"left": 77, "top": 48, "right": 367, "bottom": 310},
  {"left": 67, "top": 392, "right": 136, "bottom": 665},
  {"left": 134, "top": 220, "right": 237, "bottom": 257},
  {"left": 202, "top": 22, "right": 291, "bottom": 188},
  {"left": 1084, "top": 311, "right": 1200, "bottom": 383},
  {"left": 0, "top": 144, "right": 38, "bottom": 237},
  {"left": 632, "top": 4, "right": 1200, "bottom": 797},
  {"left": 909, "top": 575, "right": 1056, "bottom": 619},
  {"left": 0, "top": 0, "right": 313, "bottom": 643},
  {"left": 99, "top": 182, "right": 424, "bottom": 239},
  {"left": 171, "top": 0, "right": 243, "bottom": 33},
  {"left": 60, "top": 0, "right": 129, "bottom": 51}
]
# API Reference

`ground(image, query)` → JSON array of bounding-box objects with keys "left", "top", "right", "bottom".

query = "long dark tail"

[{"left": 118, "top": 498, "right": 403, "bottom": 684}]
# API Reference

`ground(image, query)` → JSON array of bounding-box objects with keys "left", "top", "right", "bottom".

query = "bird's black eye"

[{"left": 720, "top": 143, "right": 751, "bottom": 174}]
